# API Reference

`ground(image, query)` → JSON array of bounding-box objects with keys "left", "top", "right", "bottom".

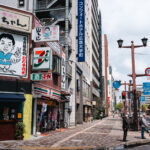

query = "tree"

[
  {"left": 115, "top": 102, "right": 123, "bottom": 111},
  {"left": 142, "top": 104, "right": 147, "bottom": 112}
]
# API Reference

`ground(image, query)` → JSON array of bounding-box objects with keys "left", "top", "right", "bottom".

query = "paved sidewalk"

[{"left": 0, "top": 115, "right": 150, "bottom": 149}]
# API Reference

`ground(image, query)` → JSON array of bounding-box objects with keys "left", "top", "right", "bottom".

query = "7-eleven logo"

[{"left": 34, "top": 50, "right": 49, "bottom": 67}]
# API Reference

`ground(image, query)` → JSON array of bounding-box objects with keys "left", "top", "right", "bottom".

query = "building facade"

[{"left": 0, "top": 4, "right": 33, "bottom": 140}]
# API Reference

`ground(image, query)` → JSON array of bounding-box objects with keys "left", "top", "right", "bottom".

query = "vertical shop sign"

[
  {"left": 61, "top": 51, "right": 66, "bottom": 90},
  {"left": 78, "top": 0, "right": 85, "bottom": 62},
  {"left": 0, "top": 30, "right": 28, "bottom": 77}
]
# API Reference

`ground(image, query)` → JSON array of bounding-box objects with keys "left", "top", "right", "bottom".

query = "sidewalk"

[
  {"left": 109, "top": 115, "right": 150, "bottom": 148},
  {"left": 0, "top": 116, "right": 150, "bottom": 149}
]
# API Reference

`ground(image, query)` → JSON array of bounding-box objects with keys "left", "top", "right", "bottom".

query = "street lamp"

[{"left": 117, "top": 37, "right": 148, "bottom": 131}]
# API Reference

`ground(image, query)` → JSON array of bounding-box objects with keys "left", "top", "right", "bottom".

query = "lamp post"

[{"left": 117, "top": 37, "right": 148, "bottom": 131}]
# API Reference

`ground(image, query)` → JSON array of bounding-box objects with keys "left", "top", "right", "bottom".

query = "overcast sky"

[{"left": 99, "top": 0, "right": 150, "bottom": 89}]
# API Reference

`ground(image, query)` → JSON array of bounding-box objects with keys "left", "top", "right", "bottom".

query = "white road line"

[{"left": 51, "top": 120, "right": 105, "bottom": 147}]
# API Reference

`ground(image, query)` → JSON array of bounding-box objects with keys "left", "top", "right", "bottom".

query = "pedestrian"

[
  {"left": 122, "top": 114, "right": 129, "bottom": 142},
  {"left": 113, "top": 112, "right": 115, "bottom": 118},
  {"left": 140, "top": 114, "right": 148, "bottom": 139}
]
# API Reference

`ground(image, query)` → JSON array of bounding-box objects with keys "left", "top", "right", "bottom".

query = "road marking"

[{"left": 51, "top": 120, "right": 105, "bottom": 147}]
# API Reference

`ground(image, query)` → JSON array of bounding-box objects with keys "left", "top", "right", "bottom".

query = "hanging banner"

[
  {"left": 78, "top": 0, "right": 85, "bottom": 62},
  {"left": 0, "top": 6, "right": 32, "bottom": 33},
  {"left": 32, "top": 47, "right": 52, "bottom": 70},
  {"left": 0, "top": 30, "right": 28, "bottom": 77},
  {"left": 32, "top": 26, "right": 59, "bottom": 42}
]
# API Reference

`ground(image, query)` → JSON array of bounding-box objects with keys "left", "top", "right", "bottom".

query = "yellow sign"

[{"left": 17, "top": 113, "right": 22, "bottom": 119}]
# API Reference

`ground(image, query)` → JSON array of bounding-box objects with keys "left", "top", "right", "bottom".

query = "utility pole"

[{"left": 117, "top": 37, "right": 148, "bottom": 131}]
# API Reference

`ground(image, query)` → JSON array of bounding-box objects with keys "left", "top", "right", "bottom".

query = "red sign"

[
  {"left": 107, "top": 97, "right": 110, "bottom": 104},
  {"left": 145, "top": 67, "right": 150, "bottom": 76},
  {"left": 42, "top": 73, "right": 52, "bottom": 80}
]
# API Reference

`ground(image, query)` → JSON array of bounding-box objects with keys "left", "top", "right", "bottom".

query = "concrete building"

[{"left": 0, "top": 0, "right": 34, "bottom": 12}]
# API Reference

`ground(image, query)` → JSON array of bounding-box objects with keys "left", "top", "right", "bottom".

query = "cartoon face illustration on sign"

[
  {"left": 0, "top": 33, "right": 21, "bottom": 73},
  {"left": 44, "top": 27, "right": 51, "bottom": 39}
]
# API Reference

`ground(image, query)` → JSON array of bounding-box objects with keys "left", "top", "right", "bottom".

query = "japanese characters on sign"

[
  {"left": 61, "top": 51, "right": 66, "bottom": 90},
  {"left": 32, "top": 26, "right": 59, "bottom": 42},
  {"left": 32, "top": 47, "right": 52, "bottom": 70},
  {"left": 78, "top": 0, "right": 85, "bottom": 62},
  {"left": 0, "top": 30, "right": 28, "bottom": 77},
  {"left": 0, "top": 6, "right": 32, "bottom": 33},
  {"left": 31, "top": 72, "right": 52, "bottom": 81}
]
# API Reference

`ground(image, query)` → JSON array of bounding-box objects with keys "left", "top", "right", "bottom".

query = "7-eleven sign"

[{"left": 32, "top": 47, "right": 52, "bottom": 70}]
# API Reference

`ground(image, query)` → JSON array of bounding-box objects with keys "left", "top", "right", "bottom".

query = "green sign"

[{"left": 31, "top": 72, "right": 52, "bottom": 81}]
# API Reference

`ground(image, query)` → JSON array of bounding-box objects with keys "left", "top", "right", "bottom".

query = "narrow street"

[{"left": 1, "top": 115, "right": 150, "bottom": 150}]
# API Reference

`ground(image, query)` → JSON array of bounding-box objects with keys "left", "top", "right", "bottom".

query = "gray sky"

[{"left": 99, "top": 0, "right": 150, "bottom": 87}]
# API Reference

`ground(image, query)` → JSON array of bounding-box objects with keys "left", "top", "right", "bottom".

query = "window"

[
  {"left": 18, "top": 0, "right": 25, "bottom": 7},
  {"left": 53, "top": 55, "right": 61, "bottom": 74}
]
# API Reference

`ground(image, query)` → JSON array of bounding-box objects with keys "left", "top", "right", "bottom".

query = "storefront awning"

[
  {"left": 0, "top": 93, "right": 25, "bottom": 102},
  {"left": 61, "top": 91, "right": 71, "bottom": 96}
]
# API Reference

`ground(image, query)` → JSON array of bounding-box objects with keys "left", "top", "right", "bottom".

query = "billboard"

[
  {"left": 32, "top": 47, "right": 52, "bottom": 70},
  {"left": 78, "top": 0, "right": 85, "bottom": 62},
  {"left": 32, "top": 26, "right": 59, "bottom": 42},
  {"left": 0, "top": 6, "right": 32, "bottom": 33},
  {"left": 0, "top": 30, "right": 28, "bottom": 77}
]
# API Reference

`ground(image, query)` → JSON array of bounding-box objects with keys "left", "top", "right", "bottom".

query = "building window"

[
  {"left": 53, "top": 55, "right": 61, "bottom": 75},
  {"left": 18, "top": 0, "right": 25, "bottom": 7}
]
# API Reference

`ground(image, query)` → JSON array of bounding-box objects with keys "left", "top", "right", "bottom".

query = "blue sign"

[
  {"left": 113, "top": 81, "right": 120, "bottom": 89},
  {"left": 143, "top": 82, "right": 150, "bottom": 95},
  {"left": 143, "top": 82, "right": 150, "bottom": 89},
  {"left": 78, "top": 0, "right": 85, "bottom": 62},
  {"left": 143, "top": 91, "right": 150, "bottom": 95},
  {"left": 140, "top": 96, "right": 145, "bottom": 102}
]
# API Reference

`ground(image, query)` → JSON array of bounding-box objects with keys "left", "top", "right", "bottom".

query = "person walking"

[
  {"left": 140, "top": 114, "right": 148, "bottom": 139},
  {"left": 122, "top": 114, "right": 129, "bottom": 142}
]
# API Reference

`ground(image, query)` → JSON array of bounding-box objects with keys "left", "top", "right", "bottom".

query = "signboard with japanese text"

[
  {"left": 47, "top": 42, "right": 61, "bottom": 56},
  {"left": 32, "top": 47, "right": 52, "bottom": 70},
  {"left": 31, "top": 72, "right": 52, "bottom": 81},
  {"left": 0, "top": 30, "right": 28, "bottom": 77},
  {"left": 78, "top": 0, "right": 85, "bottom": 62},
  {"left": 61, "top": 51, "right": 66, "bottom": 90},
  {"left": 32, "top": 26, "right": 59, "bottom": 42},
  {"left": 0, "top": 6, "right": 32, "bottom": 33},
  {"left": 143, "top": 82, "right": 150, "bottom": 95}
]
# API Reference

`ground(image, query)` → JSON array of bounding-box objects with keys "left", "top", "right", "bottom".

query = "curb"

[{"left": 124, "top": 139, "right": 150, "bottom": 148}]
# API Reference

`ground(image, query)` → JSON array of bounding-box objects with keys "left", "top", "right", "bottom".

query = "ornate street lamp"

[
  {"left": 117, "top": 39, "right": 123, "bottom": 48},
  {"left": 141, "top": 37, "right": 148, "bottom": 46},
  {"left": 117, "top": 37, "right": 148, "bottom": 131}
]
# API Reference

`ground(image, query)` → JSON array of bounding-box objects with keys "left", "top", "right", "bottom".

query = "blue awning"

[{"left": 0, "top": 93, "right": 25, "bottom": 102}]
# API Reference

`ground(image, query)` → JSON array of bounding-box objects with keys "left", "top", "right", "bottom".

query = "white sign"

[
  {"left": 0, "top": 6, "right": 32, "bottom": 33},
  {"left": 61, "top": 51, "right": 66, "bottom": 90},
  {"left": 32, "top": 26, "right": 59, "bottom": 42},
  {"left": 32, "top": 47, "right": 52, "bottom": 70},
  {"left": 0, "top": 30, "right": 28, "bottom": 77}
]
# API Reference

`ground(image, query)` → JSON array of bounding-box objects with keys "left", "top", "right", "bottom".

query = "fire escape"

[{"left": 34, "top": 0, "right": 73, "bottom": 86}]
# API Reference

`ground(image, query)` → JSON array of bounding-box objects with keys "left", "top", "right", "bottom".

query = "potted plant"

[{"left": 15, "top": 122, "right": 25, "bottom": 140}]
